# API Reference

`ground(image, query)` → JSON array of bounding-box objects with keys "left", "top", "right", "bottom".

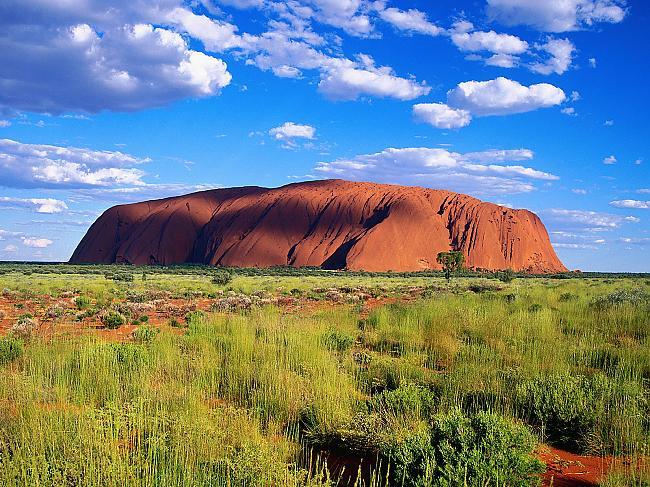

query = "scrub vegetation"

[{"left": 0, "top": 264, "right": 647, "bottom": 486}]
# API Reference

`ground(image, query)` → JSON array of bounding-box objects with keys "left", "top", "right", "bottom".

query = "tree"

[{"left": 437, "top": 251, "right": 465, "bottom": 282}]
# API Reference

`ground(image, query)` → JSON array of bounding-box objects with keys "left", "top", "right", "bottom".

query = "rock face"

[{"left": 70, "top": 179, "right": 567, "bottom": 273}]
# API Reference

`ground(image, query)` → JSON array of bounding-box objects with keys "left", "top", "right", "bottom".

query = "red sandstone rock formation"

[{"left": 70, "top": 180, "right": 567, "bottom": 273}]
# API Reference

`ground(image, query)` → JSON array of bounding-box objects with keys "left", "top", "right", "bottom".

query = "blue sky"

[{"left": 0, "top": 0, "right": 648, "bottom": 271}]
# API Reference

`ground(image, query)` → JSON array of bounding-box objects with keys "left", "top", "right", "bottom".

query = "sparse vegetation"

[{"left": 0, "top": 263, "right": 647, "bottom": 486}]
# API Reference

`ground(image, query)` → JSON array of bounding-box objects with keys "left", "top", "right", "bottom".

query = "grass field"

[{"left": 0, "top": 265, "right": 648, "bottom": 486}]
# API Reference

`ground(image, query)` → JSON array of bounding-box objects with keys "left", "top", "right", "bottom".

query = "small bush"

[
  {"left": 169, "top": 317, "right": 185, "bottom": 328},
  {"left": 111, "top": 273, "right": 134, "bottom": 283},
  {"left": 559, "top": 292, "right": 578, "bottom": 302},
  {"left": 496, "top": 269, "right": 516, "bottom": 283},
  {"left": 0, "top": 336, "right": 23, "bottom": 365},
  {"left": 321, "top": 328, "right": 355, "bottom": 352},
  {"left": 75, "top": 295, "right": 92, "bottom": 310},
  {"left": 101, "top": 310, "right": 125, "bottom": 329},
  {"left": 132, "top": 325, "right": 159, "bottom": 343},
  {"left": 426, "top": 410, "right": 544, "bottom": 486},
  {"left": 211, "top": 271, "right": 232, "bottom": 286},
  {"left": 528, "top": 303, "right": 543, "bottom": 313},
  {"left": 11, "top": 315, "right": 38, "bottom": 339},
  {"left": 185, "top": 310, "right": 206, "bottom": 326},
  {"left": 591, "top": 289, "right": 649, "bottom": 309}
]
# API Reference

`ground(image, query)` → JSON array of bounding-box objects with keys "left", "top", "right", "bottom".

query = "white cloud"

[
  {"left": 378, "top": 6, "right": 441, "bottom": 36},
  {"left": 635, "top": 158, "right": 643, "bottom": 165},
  {"left": 21, "top": 237, "right": 53, "bottom": 248},
  {"left": 447, "top": 77, "right": 566, "bottom": 116},
  {"left": 561, "top": 107, "right": 577, "bottom": 116},
  {"left": 0, "top": 138, "right": 149, "bottom": 188},
  {"left": 487, "top": 0, "right": 627, "bottom": 33},
  {"left": 604, "top": 119, "right": 614, "bottom": 126},
  {"left": 589, "top": 57, "right": 597, "bottom": 68},
  {"left": 530, "top": 38, "right": 575, "bottom": 75},
  {"left": 0, "top": 0, "right": 434, "bottom": 111},
  {"left": 603, "top": 155, "right": 617, "bottom": 164},
  {"left": 415, "top": 77, "right": 565, "bottom": 129},
  {"left": 610, "top": 199, "right": 650, "bottom": 209},
  {"left": 0, "top": 120, "right": 11, "bottom": 128},
  {"left": 570, "top": 91, "right": 581, "bottom": 101},
  {"left": 166, "top": 7, "right": 241, "bottom": 52},
  {"left": 0, "top": 10, "right": 232, "bottom": 114},
  {"left": 451, "top": 30, "right": 528, "bottom": 55},
  {"left": 0, "top": 197, "right": 68, "bottom": 213},
  {"left": 2, "top": 244, "right": 18, "bottom": 253},
  {"left": 318, "top": 58, "right": 430, "bottom": 101},
  {"left": 484, "top": 53, "right": 519, "bottom": 68},
  {"left": 269, "top": 122, "right": 316, "bottom": 148},
  {"left": 572, "top": 188, "right": 587, "bottom": 194},
  {"left": 314, "top": 146, "right": 557, "bottom": 195},
  {"left": 413, "top": 103, "right": 472, "bottom": 129},
  {"left": 543, "top": 208, "right": 639, "bottom": 231}
]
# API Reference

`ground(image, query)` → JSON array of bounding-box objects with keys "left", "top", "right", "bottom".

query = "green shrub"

[
  {"left": 504, "top": 293, "right": 518, "bottom": 303},
  {"left": 101, "top": 311, "right": 125, "bottom": 329},
  {"left": 321, "top": 328, "right": 355, "bottom": 352},
  {"left": 132, "top": 325, "right": 159, "bottom": 343},
  {"left": 513, "top": 373, "right": 647, "bottom": 453},
  {"left": 185, "top": 310, "right": 206, "bottom": 326},
  {"left": 426, "top": 410, "right": 544, "bottom": 486},
  {"left": 0, "top": 336, "right": 23, "bottom": 365},
  {"left": 111, "top": 273, "right": 134, "bottom": 282},
  {"left": 168, "top": 317, "right": 185, "bottom": 328},
  {"left": 528, "top": 303, "right": 543, "bottom": 313},
  {"left": 591, "top": 288, "right": 648, "bottom": 309},
  {"left": 558, "top": 292, "right": 578, "bottom": 302},
  {"left": 211, "top": 271, "right": 232, "bottom": 286},
  {"left": 75, "top": 295, "right": 92, "bottom": 310},
  {"left": 497, "top": 269, "right": 516, "bottom": 283}
]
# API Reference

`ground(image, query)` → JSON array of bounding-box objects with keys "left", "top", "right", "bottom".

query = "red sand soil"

[
  {"left": 539, "top": 446, "right": 613, "bottom": 486},
  {"left": 70, "top": 179, "right": 566, "bottom": 273}
]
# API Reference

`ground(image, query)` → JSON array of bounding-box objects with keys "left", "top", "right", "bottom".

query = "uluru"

[{"left": 70, "top": 180, "right": 566, "bottom": 273}]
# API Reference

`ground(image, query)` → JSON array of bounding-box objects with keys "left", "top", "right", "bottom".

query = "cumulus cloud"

[
  {"left": 0, "top": 0, "right": 435, "bottom": 111},
  {"left": 447, "top": 77, "right": 566, "bottom": 116},
  {"left": 487, "top": 0, "right": 627, "bottom": 33},
  {"left": 414, "top": 77, "right": 565, "bottom": 128},
  {"left": 413, "top": 103, "right": 472, "bottom": 129},
  {"left": 561, "top": 107, "right": 577, "bottom": 116},
  {"left": 268, "top": 122, "right": 316, "bottom": 148},
  {"left": 0, "top": 197, "right": 68, "bottom": 213},
  {"left": 530, "top": 38, "right": 575, "bottom": 75},
  {"left": 610, "top": 199, "right": 650, "bottom": 209},
  {"left": 0, "top": 4, "right": 233, "bottom": 114},
  {"left": 317, "top": 56, "right": 430, "bottom": 101},
  {"left": 2, "top": 244, "right": 18, "bottom": 253},
  {"left": 314, "top": 147, "right": 557, "bottom": 195},
  {"left": 0, "top": 138, "right": 149, "bottom": 189},
  {"left": 451, "top": 30, "right": 528, "bottom": 55},
  {"left": 377, "top": 6, "right": 442, "bottom": 36},
  {"left": 21, "top": 237, "right": 53, "bottom": 248}
]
